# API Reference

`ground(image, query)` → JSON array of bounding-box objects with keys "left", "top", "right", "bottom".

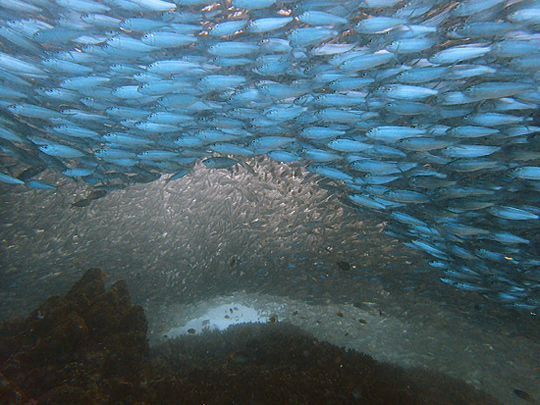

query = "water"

[
  {"left": 1, "top": 0, "right": 540, "bottom": 403},
  {"left": 1, "top": 157, "right": 539, "bottom": 403}
]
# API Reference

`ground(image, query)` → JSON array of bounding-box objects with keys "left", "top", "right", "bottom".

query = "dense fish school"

[{"left": 0, "top": 0, "right": 540, "bottom": 313}]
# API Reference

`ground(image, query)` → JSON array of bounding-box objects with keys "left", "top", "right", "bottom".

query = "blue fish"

[
  {"left": 1, "top": 0, "right": 540, "bottom": 314},
  {"left": 0, "top": 173, "right": 25, "bottom": 185},
  {"left": 39, "top": 144, "right": 85, "bottom": 158},
  {"left": 202, "top": 157, "right": 239, "bottom": 169}
]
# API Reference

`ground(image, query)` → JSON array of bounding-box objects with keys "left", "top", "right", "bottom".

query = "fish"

[
  {"left": 348, "top": 194, "right": 387, "bottom": 210},
  {"left": 513, "top": 167, "right": 540, "bottom": 180},
  {"left": 376, "top": 84, "right": 438, "bottom": 100},
  {"left": 442, "top": 145, "right": 500, "bottom": 158},
  {"left": 209, "top": 143, "right": 253, "bottom": 156},
  {"left": 207, "top": 42, "right": 259, "bottom": 57},
  {"left": 251, "top": 136, "right": 295, "bottom": 151},
  {"left": 267, "top": 150, "right": 301, "bottom": 162},
  {"left": 232, "top": 0, "right": 276, "bottom": 9},
  {"left": 62, "top": 168, "right": 95, "bottom": 177},
  {"left": 298, "top": 11, "right": 347, "bottom": 26},
  {"left": 327, "top": 139, "right": 371, "bottom": 152},
  {"left": 137, "top": 150, "right": 178, "bottom": 161},
  {"left": 246, "top": 17, "right": 293, "bottom": 33},
  {"left": 25, "top": 180, "right": 57, "bottom": 190},
  {"left": 429, "top": 45, "right": 492, "bottom": 65},
  {"left": 307, "top": 164, "right": 353, "bottom": 182},
  {"left": 367, "top": 126, "right": 426, "bottom": 142},
  {"left": 202, "top": 157, "right": 240, "bottom": 169},
  {"left": 0, "top": 172, "right": 25, "bottom": 185},
  {"left": 71, "top": 198, "right": 93, "bottom": 207},
  {"left": 287, "top": 27, "right": 337, "bottom": 47},
  {"left": 513, "top": 389, "right": 534, "bottom": 402},
  {"left": 128, "top": 0, "right": 176, "bottom": 12},
  {"left": 39, "top": 144, "right": 85, "bottom": 158},
  {"left": 142, "top": 32, "right": 197, "bottom": 47},
  {"left": 0, "top": 52, "right": 46, "bottom": 77},
  {"left": 339, "top": 53, "right": 395, "bottom": 72},
  {"left": 489, "top": 206, "right": 539, "bottom": 221},
  {"left": 0, "top": 0, "right": 539, "bottom": 314},
  {"left": 8, "top": 104, "right": 63, "bottom": 119},
  {"left": 355, "top": 17, "right": 406, "bottom": 34}
]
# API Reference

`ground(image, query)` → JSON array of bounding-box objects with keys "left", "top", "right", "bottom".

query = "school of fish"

[{"left": 0, "top": 0, "right": 539, "bottom": 313}]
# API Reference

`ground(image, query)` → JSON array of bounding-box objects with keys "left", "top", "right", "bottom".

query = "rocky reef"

[
  {"left": 0, "top": 268, "right": 150, "bottom": 404},
  {"left": 0, "top": 268, "right": 499, "bottom": 404}
]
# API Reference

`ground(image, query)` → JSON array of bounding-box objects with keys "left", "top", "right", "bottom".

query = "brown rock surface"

[{"left": 0, "top": 268, "right": 150, "bottom": 404}]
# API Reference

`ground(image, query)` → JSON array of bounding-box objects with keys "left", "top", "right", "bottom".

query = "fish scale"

[{"left": 0, "top": 0, "right": 539, "bottom": 313}]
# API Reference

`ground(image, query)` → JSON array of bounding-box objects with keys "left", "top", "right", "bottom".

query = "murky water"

[{"left": 1, "top": 157, "right": 538, "bottom": 404}]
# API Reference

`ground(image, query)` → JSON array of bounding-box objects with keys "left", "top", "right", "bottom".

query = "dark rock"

[
  {"left": 0, "top": 372, "right": 28, "bottom": 405},
  {"left": 37, "top": 385, "right": 93, "bottom": 405},
  {"left": 150, "top": 323, "right": 501, "bottom": 405},
  {"left": 84, "top": 280, "right": 132, "bottom": 342},
  {"left": 0, "top": 268, "right": 150, "bottom": 404},
  {"left": 64, "top": 267, "right": 106, "bottom": 314}
]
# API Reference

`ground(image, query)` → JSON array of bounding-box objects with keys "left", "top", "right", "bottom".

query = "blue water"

[{"left": 1, "top": 0, "right": 540, "bottom": 402}]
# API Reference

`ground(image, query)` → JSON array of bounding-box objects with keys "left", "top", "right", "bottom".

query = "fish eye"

[{"left": 365, "top": 37, "right": 377, "bottom": 45}]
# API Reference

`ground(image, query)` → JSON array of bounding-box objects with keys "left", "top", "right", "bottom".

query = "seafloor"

[{"left": 0, "top": 268, "right": 500, "bottom": 404}]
